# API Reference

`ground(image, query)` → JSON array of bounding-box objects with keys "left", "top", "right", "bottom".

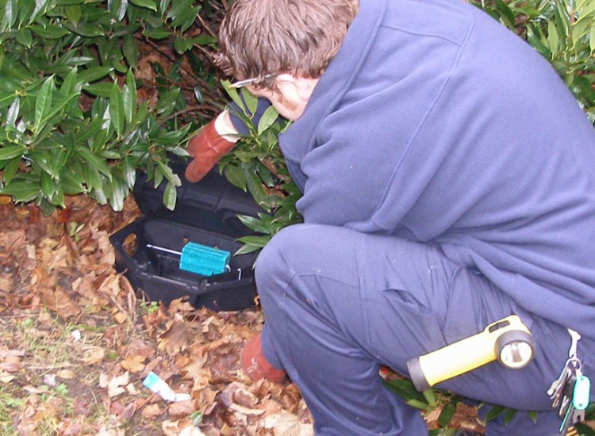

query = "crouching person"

[{"left": 188, "top": 0, "right": 595, "bottom": 434}]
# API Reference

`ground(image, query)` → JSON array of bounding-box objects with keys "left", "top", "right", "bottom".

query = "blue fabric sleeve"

[{"left": 228, "top": 98, "right": 273, "bottom": 135}]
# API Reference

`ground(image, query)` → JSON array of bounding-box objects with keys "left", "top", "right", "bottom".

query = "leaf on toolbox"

[{"left": 163, "top": 181, "right": 177, "bottom": 211}]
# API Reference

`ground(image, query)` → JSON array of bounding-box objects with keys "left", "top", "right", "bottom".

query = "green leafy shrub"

[
  {"left": 0, "top": 0, "right": 226, "bottom": 213},
  {"left": 474, "top": 0, "right": 595, "bottom": 124},
  {"left": 218, "top": 83, "right": 303, "bottom": 255}
]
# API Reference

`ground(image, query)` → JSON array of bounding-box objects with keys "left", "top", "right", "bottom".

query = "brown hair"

[{"left": 215, "top": 0, "right": 358, "bottom": 88}]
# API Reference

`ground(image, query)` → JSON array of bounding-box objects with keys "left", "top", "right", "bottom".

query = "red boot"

[{"left": 241, "top": 333, "right": 287, "bottom": 383}]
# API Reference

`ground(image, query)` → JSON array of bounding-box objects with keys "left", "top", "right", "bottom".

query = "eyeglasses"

[{"left": 230, "top": 74, "right": 277, "bottom": 89}]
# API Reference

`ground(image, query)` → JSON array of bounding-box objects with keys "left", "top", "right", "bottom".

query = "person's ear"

[{"left": 276, "top": 74, "right": 317, "bottom": 103}]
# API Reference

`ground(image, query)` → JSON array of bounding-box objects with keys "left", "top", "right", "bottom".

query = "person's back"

[{"left": 279, "top": 0, "right": 595, "bottom": 332}]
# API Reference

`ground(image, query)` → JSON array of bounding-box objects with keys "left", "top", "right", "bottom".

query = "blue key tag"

[{"left": 572, "top": 375, "right": 591, "bottom": 410}]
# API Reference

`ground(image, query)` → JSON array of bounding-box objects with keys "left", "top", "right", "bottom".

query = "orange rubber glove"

[
  {"left": 241, "top": 333, "right": 287, "bottom": 383},
  {"left": 185, "top": 115, "right": 237, "bottom": 183}
]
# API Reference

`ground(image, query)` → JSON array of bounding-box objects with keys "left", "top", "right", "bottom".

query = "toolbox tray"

[{"left": 110, "top": 158, "right": 262, "bottom": 311}]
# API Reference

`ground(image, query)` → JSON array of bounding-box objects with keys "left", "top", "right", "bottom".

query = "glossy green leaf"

[
  {"left": 34, "top": 76, "right": 54, "bottom": 132},
  {"left": 237, "top": 214, "right": 272, "bottom": 234},
  {"left": 193, "top": 35, "right": 217, "bottom": 46},
  {"left": 3, "top": 158, "right": 21, "bottom": 185},
  {"left": 122, "top": 33, "right": 139, "bottom": 68},
  {"left": 83, "top": 83, "right": 113, "bottom": 98},
  {"left": 0, "top": 145, "right": 25, "bottom": 160},
  {"left": 422, "top": 389, "right": 437, "bottom": 408},
  {"left": 162, "top": 180, "right": 177, "bottom": 210},
  {"left": 156, "top": 89, "right": 179, "bottom": 115},
  {"left": 1, "top": 179, "right": 41, "bottom": 203},
  {"left": 244, "top": 166, "right": 267, "bottom": 207},
  {"left": 257, "top": 105, "right": 280, "bottom": 135},
  {"left": 406, "top": 399, "right": 429, "bottom": 410},
  {"left": 169, "top": 6, "right": 200, "bottom": 31},
  {"left": 483, "top": 405, "right": 506, "bottom": 422},
  {"left": 77, "top": 66, "right": 114, "bottom": 84},
  {"left": 16, "top": 28, "right": 33, "bottom": 47},
  {"left": 108, "top": 0, "right": 128, "bottom": 21},
  {"left": 106, "top": 178, "right": 126, "bottom": 211},
  {"left": 383, "top": 379, "right": 426, "bottom": 403},
  {"left": 142, "top": 26, "right": 170, "bottom": 39},
  {"left": 129, "top": 0, "right": 156, "bottom": 11},
  {"left": 123, "top": 70, "right": 137, "bottom": 124},
  {"left": 547, "top": 20, "right": 559, "bottom": 54},
  {"left": 64, "top": 4, "right": 81, "bottom": 24},
  {"left": 84, "top": 165, "right": 103, "bottom": 193},
  {"left": 109, "top": 82, "right": 125, "bottom": 137},
  {"left": 64, "top": 22, "right": 105, "bottom": 37},
  {"left": 241, "top": 87, "right": 258, "bottom": 117},
  {"left": 437, "top": 400, "right": 457, "bottom": 428},
  {"left": 29, "top": 24, "right": 70, "bottom": 39},
  {"left": 233, "top": 243, "right": 262, "bottom": 256},
  {"left": 78, "top": 147, "right": 112, "bottom": 180},
  {"left": 174, "top": 36, "right": 194, "bottom": 54},
  {"left": 4, "top": 98, "right": 20, "bottom": 128},
  {"left": 122, "top": 157, "right": 136, "bottom": 189},
  {"left": 40, "top": 170, "right": 56, "bottom": 198},
  {"left": 166, "top": 0, "right": 192, "bottom": 21},
  {"left": 236, "top": 235, "right": 270, "bottom": 249},
  {"left": 223, "top": 164, "right": 247, "bottom": 191},
  {"left": 503, "top": 408, "right": 517, "bottom": 426}
]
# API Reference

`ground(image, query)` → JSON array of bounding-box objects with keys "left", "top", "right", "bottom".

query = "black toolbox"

[{"left": 110, "top": 158, "right": 262, "bottom": 311}]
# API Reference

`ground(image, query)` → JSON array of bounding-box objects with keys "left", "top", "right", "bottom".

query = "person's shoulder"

[{"left": 377, "top": 0, "right": 475, "bottom": 47}]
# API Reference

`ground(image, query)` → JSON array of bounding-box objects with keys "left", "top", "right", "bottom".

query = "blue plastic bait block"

[{"left": 179, "top": 242, "right": 231, "bottom": 276}]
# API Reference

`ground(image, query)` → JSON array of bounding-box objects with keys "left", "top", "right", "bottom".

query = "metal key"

[
  {"left": 560, "top": 403, "right": 575, "bottom": 435},
  {"left": 571, "top": 408, "right": 585, "bottom": 425},
  {"left": 550, "top": 364, "right": 572, "bottom": 409},
  {"left": 558, "top": 372, "right": 577, "bottom": 418}
]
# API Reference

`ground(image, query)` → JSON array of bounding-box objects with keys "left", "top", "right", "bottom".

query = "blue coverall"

[{"left": 232, "top": 0, "right": 595, "bottom": 434}]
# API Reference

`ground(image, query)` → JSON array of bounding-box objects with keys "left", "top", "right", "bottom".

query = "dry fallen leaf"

[
  {"left": 162, "top": 419, "right": 205, "bottom": 436},
  {"left": 100, "top": 371, "right": 130, "bottom": 398},
  {"left": 263, "top": 412, "right": 314, "bottom": 436},
  {"left": 82, "top": 347, "right": 105, "bottom": 365},
  {"left": 0, "top": 370, "right": 16, "bottom": 383},
  {"left": 57, "top": 369, "right": 76, "bottom": 380},
  {"left": 158, "top": 317, "right": 193, "bottom": 355},
  {"left": 121, "top": 355, "right": 146, "bottom": 373}
]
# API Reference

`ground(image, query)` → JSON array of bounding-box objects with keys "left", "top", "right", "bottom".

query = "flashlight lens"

[{"left": 500, "top": 341, "right": 533, "bottom": 368}]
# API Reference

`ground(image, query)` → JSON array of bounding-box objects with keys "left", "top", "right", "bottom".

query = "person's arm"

[{"left": 184, "top": 98, "right": 275, "bottom": 183}]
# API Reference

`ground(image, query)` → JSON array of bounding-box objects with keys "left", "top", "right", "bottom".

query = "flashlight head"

[
  {"left": 496, "top": 330, "right": 535, "bottom": 369},
  {"left": 499, "top": 340, "right": 534, "bottom": 368}
]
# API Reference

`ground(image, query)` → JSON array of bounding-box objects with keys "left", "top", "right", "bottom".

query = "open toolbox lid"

[
  {"left": 110, "top": 156, "right": 265, "bottom": 311},
  {"left": 133, "top": 156, "right": 262, "bottom": 227}
]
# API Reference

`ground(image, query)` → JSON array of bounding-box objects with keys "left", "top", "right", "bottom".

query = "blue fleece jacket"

[{"left": 234, "top": 0, "right": 595, "bottom": 334}]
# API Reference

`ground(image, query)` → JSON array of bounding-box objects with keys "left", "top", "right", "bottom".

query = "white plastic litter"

[{"left": 142, "top": 372, "right": 191, "bottom": 402}]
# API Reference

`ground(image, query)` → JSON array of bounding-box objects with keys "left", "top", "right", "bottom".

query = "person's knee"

[
  {"left": 256, "top": 224, "right": 309, "bottom": 282},
  {"left": 255, "top": 224, "right": 326, "bottom": 294}
]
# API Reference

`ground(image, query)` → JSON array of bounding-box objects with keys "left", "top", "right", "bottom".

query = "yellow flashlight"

[{"left": 407, "top": 315, "right": 535, "bottom": 392}]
